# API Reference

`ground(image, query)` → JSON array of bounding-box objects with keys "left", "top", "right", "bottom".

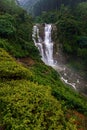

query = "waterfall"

[
  {"left": 32, "top": 24, "right": 77, "bottom": 90},
  {"left": 44, "top": 24, "right": 54, "bottom": 65},
  {"left": 32, "top": 24, "right": 54, "bottom": 66}
]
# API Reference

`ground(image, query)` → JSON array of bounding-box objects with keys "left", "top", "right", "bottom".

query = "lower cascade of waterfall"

[{"left": 32, "top": 24, "right": 54, "bottom": 66}]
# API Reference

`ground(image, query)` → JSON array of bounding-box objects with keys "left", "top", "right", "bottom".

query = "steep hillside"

[
  {"left": 0, "top": 44, "right": 87, "bottom": 130},
  {"left": 0, "top": 48, "right": 77, "bottom": 130}
]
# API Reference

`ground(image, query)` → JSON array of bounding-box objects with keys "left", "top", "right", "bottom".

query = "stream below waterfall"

[{"left": 32, "top": 24, "right": 87, "bottom": 96}]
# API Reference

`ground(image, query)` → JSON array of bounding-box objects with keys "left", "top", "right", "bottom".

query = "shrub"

[
  {"left": 0, "top": 48, "right": 33, "bottom": 80},
  {"left": 0, "top": 80, "right": 77, "bottom": 130}
]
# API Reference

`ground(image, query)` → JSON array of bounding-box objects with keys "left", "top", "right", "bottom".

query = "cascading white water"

[
  {"left": 32, "top": 25, "right": 45, "bottom": 62},
  {"left": 44, "top": 24, "right": 54, "bottom": 65},
  {"left": 32, "top": 24, "right": 54, "bottom": 66}
]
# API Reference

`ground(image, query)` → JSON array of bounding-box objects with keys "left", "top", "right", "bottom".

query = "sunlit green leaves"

[
  {"left": 0, "top": 48, "right": 33, "bottom": 80},
  {"left": 0, "top": 80, "right": 77, "bottom": 130}
]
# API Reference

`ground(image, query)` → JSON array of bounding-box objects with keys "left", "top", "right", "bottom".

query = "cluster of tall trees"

[
  {"left": 56, "top": 3, "right": 87, "bottom": 63},
  {"left": 18, "top": 0, "right": 87, "bottom": 16},
  {"left": 0, "top": 0, "right": 32, "bottom": 40},
  {"left": 0, "top": 0, "right": 39, "bottom": 58},
  {"left": 33, "top": 0, "right": 87, "bottom": 16}
]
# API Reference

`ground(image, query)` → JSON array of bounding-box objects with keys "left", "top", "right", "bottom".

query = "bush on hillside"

[
  {"left": 0, "top": 80, "right": 77, "bottom": 130},
  {"left": 0, "top": 48, "right": 33, "bottom": 80}
]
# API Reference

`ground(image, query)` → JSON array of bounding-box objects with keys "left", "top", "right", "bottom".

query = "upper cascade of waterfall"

[{"left": 32, "top": 24, "right": 54, "bottom": 66}]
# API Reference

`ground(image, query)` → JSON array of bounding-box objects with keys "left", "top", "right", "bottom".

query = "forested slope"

[
  {"left": 0, "top": 0, "right": 39, "bottom": 58},
  {"left": 19, "top": 0, "right": 87, "bottom": 16},
  {"left": 34, "top": 0, "right": 87, "bottom": 15}
]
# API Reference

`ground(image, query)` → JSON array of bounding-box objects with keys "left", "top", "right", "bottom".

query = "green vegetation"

[
  {"left": 0, "top": 0, "right": 40, "bottom": 58},
  {"left": 56, "top": 3, "right": 87, "bottom": 70},
  {"left": 0, "top": 38, "right": 40, "bottom": 58},
  {"left": 31, "top": 62, "right": 87, "bottom": 115},
  {"left": 0, "top": 80, "right": 77, "bottom": 130},
  {"left": 0, "top": 46, "right": 87, "bottom": 129},
  {"left": 19, "top": 0, "right": 87, "bottom": 16},
  {"left": 0, "top": 48, "right": 33, "bottom": 80},
  {"left": 0, "top": 49, "right": 78, "bottom": 130},
  {"left": 0, "top": 0, "right": 87, "bottom": 129}
]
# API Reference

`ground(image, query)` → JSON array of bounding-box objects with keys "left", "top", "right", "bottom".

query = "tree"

[
  {"left": 75, "top": 2, "right": 87, "bottom": 34},
  {"left": 0, "top": 14, "right": 16, "bottom": 38}
]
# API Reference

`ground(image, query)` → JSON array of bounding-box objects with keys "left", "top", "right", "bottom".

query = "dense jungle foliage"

[
  {"left": 0, "top": 0, "right": 39, "bottom": 58},
  {"left": 0, "top": 0, "right": 87, "bottom": 129},
  {"left": 30, "top": 0, "right": 87, "bottom": 16}
]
